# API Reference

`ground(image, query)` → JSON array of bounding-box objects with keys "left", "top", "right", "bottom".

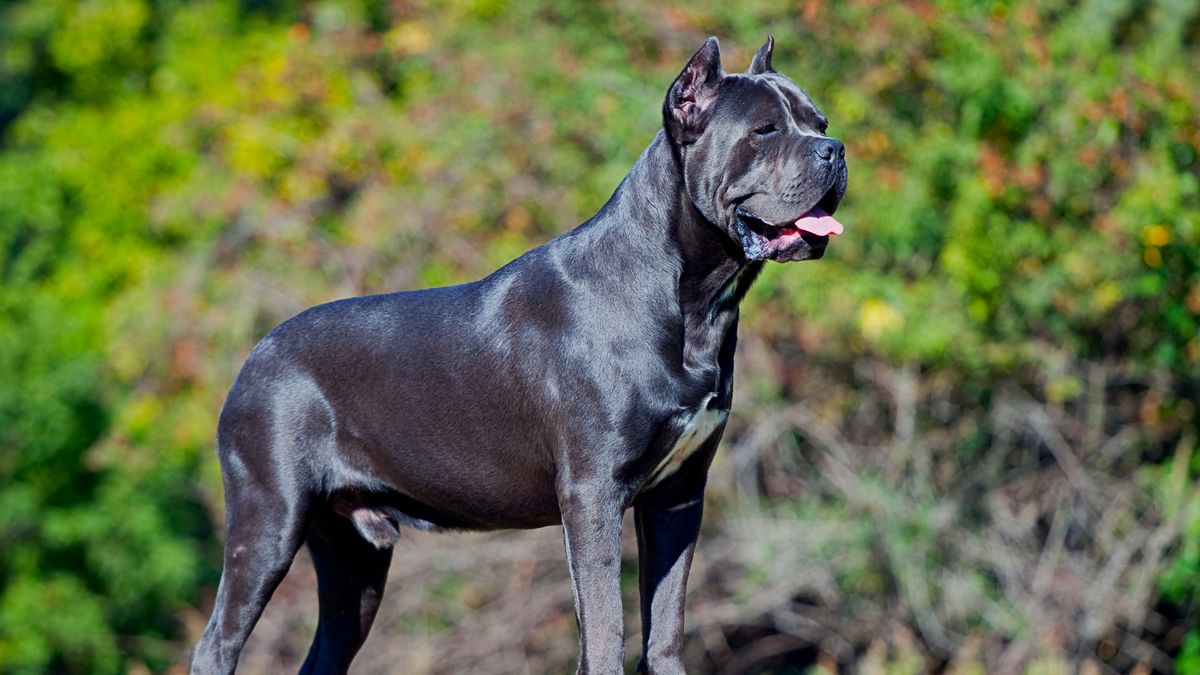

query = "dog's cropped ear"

[
  {"left": 747, "top": 36, "right": 774, "bottom": 74},
  {"left": 664, "top": 36, "right": 723, "bottom": 145}
]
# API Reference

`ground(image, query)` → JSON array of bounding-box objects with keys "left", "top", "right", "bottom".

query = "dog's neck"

[{"left": 577, "top": 130, "right": 760, "bottom": 388}]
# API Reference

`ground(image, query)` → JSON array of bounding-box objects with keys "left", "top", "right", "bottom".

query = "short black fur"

[{"left": 191, "top": 35, "right": 847, "bottom": 675}]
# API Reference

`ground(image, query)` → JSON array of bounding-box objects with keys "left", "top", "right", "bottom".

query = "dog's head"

[{"left": 664, "top": 36, "right": 847, "bottom": 263}]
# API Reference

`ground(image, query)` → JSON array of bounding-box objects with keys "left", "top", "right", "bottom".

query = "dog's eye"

[{"left": 752, "top": 123, "right": 778, "bottom": 136}]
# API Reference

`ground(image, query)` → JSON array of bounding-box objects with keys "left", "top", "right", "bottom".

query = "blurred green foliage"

[{"left": 0, "top": 0, "right": 1197, "bottom": 672}]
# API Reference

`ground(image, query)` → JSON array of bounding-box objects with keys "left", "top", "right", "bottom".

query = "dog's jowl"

[{"left": 191, "top": 36, "right": 847, "bottom": 675}]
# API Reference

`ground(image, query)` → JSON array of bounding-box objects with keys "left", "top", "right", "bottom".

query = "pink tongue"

[{"left": 793, "top": 207, "right": 844, "bottom": 236}]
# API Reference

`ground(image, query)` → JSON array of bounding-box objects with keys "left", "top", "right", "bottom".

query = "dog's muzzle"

[{"left": 734, "top": 180, "right": 844, "bottom": 262}]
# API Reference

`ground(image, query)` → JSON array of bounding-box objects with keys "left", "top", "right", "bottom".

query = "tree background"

[{"left": 0, "top": 0, "right": 1198, "bottom": 672}]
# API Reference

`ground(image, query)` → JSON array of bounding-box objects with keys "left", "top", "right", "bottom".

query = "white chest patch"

[{"left": 646, "top": 398, "right": 729, "bottom": 488}]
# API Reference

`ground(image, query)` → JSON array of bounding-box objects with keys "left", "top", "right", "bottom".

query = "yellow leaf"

[
  {"left": 858, "top": 298, "right": 904, "bottom": 342},
  {"left": 386, "top": 21, "right": 433, "bottom": 56},
  {"left": 1143, "top": 224, "right": 1171, "bottom": 247}
]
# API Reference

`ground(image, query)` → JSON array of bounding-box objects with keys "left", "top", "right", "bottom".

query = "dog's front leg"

[
  {"left": 559, "top": 481, "right": 626, "bottom": 675},
  {"left": 632, "top": 455, "right": 713, "bottom": 675}
]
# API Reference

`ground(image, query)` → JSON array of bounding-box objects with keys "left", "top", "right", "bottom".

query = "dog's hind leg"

[
  {"left": 192, "top": 371, "right": 330, "bottom": 675},
  {"left": 298, "top": 504, "right": 393, "bottom": 675},
  {"left": 190, "top": 475, "right": 309, "bottom": 675}
]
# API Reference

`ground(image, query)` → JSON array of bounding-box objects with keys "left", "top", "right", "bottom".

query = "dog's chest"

[{"left": 645, "top": 397, "right": 729, "bottom": 488}]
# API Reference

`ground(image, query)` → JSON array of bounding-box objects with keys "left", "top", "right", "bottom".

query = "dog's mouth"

[{"left": 734, "top": 189, "right": 844, "bottom": 262}]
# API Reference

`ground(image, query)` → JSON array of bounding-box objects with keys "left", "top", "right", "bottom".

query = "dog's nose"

[{"left": 814, "top": 138, "right": 845, "bottom": 162}]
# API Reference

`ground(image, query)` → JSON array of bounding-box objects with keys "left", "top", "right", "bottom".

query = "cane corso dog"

[{"left": 191, "top": 36, "right": 847, "bottom": 674}]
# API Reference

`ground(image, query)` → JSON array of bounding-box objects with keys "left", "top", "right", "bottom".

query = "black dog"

[{"left": 191, "top": 36, "right": 846, "bottom": 674}]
